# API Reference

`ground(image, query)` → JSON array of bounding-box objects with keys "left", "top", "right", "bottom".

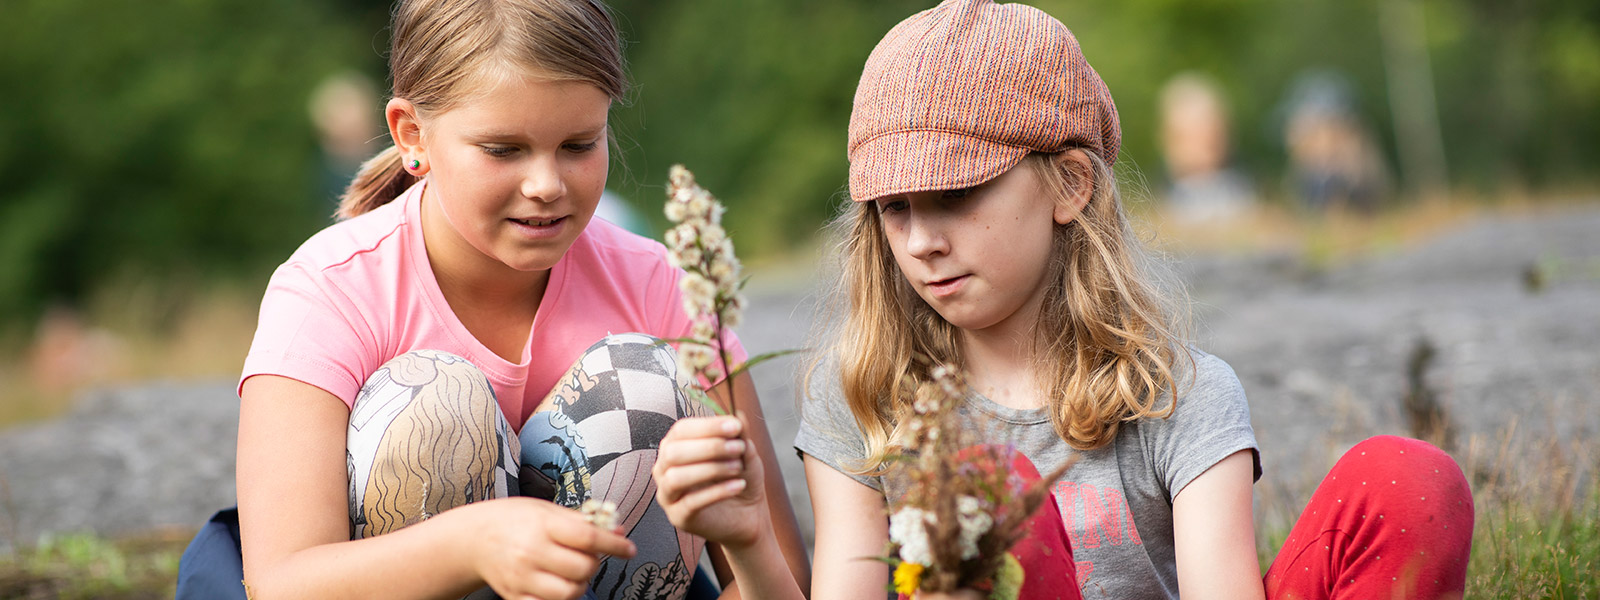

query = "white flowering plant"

[
  {"left": 877, "top": 364, "right": 1067, "bottom": 600},
  {"left": 661, "top": 165, "right": 796, "bottom": 415}
]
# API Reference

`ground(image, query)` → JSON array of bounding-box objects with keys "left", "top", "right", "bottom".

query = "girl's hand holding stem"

[
  {"left": 466, "top": 497, "right": 637, "bottom": 600},
  {"left": 652, "top": 415, "right": 767, "bottom": 548}
]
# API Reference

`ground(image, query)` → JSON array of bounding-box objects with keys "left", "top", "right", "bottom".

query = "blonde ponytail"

[{"left": 338, "top": 145, "right": 418, "bottom": 219}]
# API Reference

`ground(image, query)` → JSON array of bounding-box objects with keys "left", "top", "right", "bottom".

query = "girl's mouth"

[
  {"left": 926, "top": 275, "right": 968, "bottom": 297},
  {"left": 510, "top": 216, "right": 564, "bottom": 227},
  {"left": 507, "top": 215, "right": 568, "bottom": 239}
]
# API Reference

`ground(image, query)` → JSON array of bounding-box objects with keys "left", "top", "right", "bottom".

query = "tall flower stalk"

[{"left": 662, "top": 165, "right": 766, "bottom": 415}]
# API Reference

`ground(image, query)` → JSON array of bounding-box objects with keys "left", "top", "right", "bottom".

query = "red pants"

[
  {"left": 1262, "top": 435, "right": 1474, "bottom": 600},
  {"left": 904, "top": 436, "right": 1473, "bottom": 600}
]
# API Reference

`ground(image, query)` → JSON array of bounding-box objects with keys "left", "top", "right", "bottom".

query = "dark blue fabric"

[
  {"left": 687, "top": 562, "right": 721, "bottom": 599},
  {"left": 175, "top": 506, "right": 723, "bottom": 599},
  {"left": 176, "top": 507, "right": 248, "bottom": 600}
]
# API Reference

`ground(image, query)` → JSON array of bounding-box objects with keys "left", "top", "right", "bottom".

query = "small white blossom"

[
  {"left": 664, "top": 200, "right": 687, "bottom": 223},
  {"left": 688, "top": 195, "right": 714, "bottom": 223},
  {"left": 888, "top": 507, "right": 935, "bottom": 566},
  {"left": 690, "top": 319, "right": 717, "bottom": 342},
  {"left": 581, "top": 499, "right": 620, "bottom": 530},
  {"left": 955, "top": 495, "right": 993, "bottom": 560},
  {"left": 700, "top": 223, "right": 726, "bottom": 249},
  {"left": 720, "top": 294, "right": 745, "bottom": 329},
  {"left": 673, "top": 245, "right": 703, "bottom": 269},
  {"left": 679, "top": 273, "right": 716, "bottom": 315}
]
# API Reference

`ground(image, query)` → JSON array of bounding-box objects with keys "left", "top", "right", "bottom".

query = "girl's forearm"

[
  {"left": 716, "top": 530, "right": 809, "bottom": 600},
  {"left": 245, "top": 502, "right": 483, "bottom": 600}
]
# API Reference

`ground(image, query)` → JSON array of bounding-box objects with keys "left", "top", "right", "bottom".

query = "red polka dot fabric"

[{"left": 1263, "top": 436, "right": 1474, "bottom": 599}]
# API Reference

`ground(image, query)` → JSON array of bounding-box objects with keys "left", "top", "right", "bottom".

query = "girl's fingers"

[
  {"left": 658, "top": 436, "right": 746, "bottom": 467},
  {"left": 523, "top": 544, "right": 600, "bottom": 582},
  {"left": 662, "top": 416, "right": 742, "bottom": 444},
  {"left": 546, "top": 516, "right": 637, "bottom": 559},
  {"left": 514, "top": 571, "right": 588, "bottom": 600},
  {"left": 658, "top": 460, "right": 743, "bottom": 503},
  {"left": 674, "top": 476, "right": 747, "bottom": 516}
]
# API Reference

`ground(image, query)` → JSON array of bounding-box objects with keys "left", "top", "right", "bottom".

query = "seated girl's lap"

[
  {"left": 346, "top": 334, "right": 710, "bottom": 597},
  {"left": 346, "top": 349, "right": 518, "bottom": 539}
]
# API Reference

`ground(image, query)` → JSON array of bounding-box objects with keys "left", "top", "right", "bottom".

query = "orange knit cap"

[{"left": 847, "top": 0, "right": 1120, "bottom": 202}]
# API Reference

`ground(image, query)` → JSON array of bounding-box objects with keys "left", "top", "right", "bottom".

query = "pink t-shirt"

[{"left": 240, "top": 180, "right": 744, "bottom": 429}]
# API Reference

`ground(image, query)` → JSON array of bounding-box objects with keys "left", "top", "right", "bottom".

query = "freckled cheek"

[{"left": 567, "top": 157, "right": 609, "bottom": 200}]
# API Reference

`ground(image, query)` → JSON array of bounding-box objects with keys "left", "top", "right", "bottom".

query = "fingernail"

[
  {"left": 727, "top": 479, "right": 747, "bottom": 491},
  {"left": 725, "top": 460, "right": 742, "bottom": 472},
  {"left": 725, "top": 440, "right": 745, "bottom": 454},
  {"left": 721, "top": 419, "right": 739, "bottom": 434}
]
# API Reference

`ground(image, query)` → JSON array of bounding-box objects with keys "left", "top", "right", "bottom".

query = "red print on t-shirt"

[{"left": 1053, "top": 481, "right": 1142, "bottom": 580}]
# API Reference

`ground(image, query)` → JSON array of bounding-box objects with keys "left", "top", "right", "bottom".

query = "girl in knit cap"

[{"left": 788, "top": 0, "right": 1475, "bottom": 598}]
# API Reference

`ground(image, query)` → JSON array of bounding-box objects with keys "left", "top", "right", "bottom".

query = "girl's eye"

[
  {"left": 480, "top": 145, "right": 518, "bottom": 158},
  {"left": 941, "top": 187, "right": 973, "bottom": 200},
  {"left": 563, "top": 141, "right": 601, "bottom": 153},
  {"left": 877, "top": 199, "right": 909, "bottom": 214}
]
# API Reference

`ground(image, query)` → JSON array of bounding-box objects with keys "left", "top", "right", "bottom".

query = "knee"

[
  {"left": 577, "top": 332, "right": 682, "bottom": 382},
  {"left": 367, "top": 349, "right": 491, "bottom": 390},
  {"left": 352, "top": 349, "right": 499, "bottom": 425},
  {"left": 567, "top": 333, "right": 686, "bottom": 439},
  {"left": 1336, "top": 436, "right": 1472, "bottom": 508}
]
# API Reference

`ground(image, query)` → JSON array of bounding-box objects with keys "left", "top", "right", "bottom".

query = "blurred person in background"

[
  {"left": 1281, "top": 71, "right": 1391, "bottom": 214},
  {"left": 308, "top": 70, "right": 384, "bottom": 212},
  {"left": 1159, "top": 72, "right": 1255, "bottom": 223}
]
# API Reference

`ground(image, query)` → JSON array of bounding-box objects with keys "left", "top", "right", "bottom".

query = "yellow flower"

[{"left": 892, "top": 561, "right": 924, "bottom": 595}]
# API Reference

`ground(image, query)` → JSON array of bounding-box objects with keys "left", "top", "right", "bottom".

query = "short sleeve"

[
  {"left": 238, "top": 263, "right": 374, "bottom": 408},
  {"left": 794, "top": 363, "right": 884, "bottom": 491},
  {"left": 1144, "top": 350, "right": 1261, "bottom": 500}
]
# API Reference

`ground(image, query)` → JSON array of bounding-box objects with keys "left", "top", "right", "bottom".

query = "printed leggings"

[
  {"left": 344, "top": 333, "right": 712, "bottom": 600},
  {"left": 1005, "top": 435, "right": 1474, "bottom": 600}
]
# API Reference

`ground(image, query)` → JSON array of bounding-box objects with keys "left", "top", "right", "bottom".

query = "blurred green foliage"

[
  {"left": 2, "top": 0, "right": 1597, "bottom": 327},
  {"left": 0, "top": 0, "right": 376, "bottom": 330}
]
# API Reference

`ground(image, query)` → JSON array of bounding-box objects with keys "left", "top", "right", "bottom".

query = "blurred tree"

[
  {"left": 0, "top": 0, "right": 376, "bottom": 329},
  {"left": 2, "top": 0, "right": 1596, "bottom": 330}
]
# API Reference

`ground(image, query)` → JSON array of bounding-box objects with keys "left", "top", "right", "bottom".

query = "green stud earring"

[{"left": 407, "top": 158, "right": 421, "bottom": 171}]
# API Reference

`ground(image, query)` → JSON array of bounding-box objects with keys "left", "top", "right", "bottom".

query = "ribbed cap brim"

[{"left": 848, "top": 129, "right": 1032, "bottom": 203}]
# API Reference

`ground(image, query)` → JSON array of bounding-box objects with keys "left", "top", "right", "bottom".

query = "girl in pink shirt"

[{"left": 234, "top": 1, "right": 808, "bottom": 598}]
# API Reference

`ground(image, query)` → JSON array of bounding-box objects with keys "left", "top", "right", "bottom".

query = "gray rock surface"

[{"left": 1, "top": 207, "right": 1596, "bottom": 553}]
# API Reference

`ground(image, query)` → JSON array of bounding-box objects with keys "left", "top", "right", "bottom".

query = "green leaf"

[
  {"left": 728, "top": 347, "right": 807, "bottom": 378},
  {"left": 682, "top": 385, "right": 728, "bottom": 416}
]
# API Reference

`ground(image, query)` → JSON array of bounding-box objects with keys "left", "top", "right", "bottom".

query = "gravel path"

[{"left": 2, "top": 207, "right": 1596, "bottom": 553}]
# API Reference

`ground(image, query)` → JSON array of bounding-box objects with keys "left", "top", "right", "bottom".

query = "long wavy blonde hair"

[{"left": 813, "top": 150, "right": 1191, "bottom": 475}]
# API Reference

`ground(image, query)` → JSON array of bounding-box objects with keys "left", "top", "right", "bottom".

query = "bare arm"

[
  {"left": 238, "top": 375, "right": 634, "bottom": 600},
  {"left": 1171, "top": 450, "right": 1267, "bottom": 600},
  {"left": 803, "top": 454, "right": 891, "bottom": 599}
]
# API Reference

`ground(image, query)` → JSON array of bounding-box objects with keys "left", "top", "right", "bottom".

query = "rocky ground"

[{"left": 2, "top": 207, "right": 1596, "bottom": 554}]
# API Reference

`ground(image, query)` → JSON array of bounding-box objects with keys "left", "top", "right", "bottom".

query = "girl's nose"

[
  {"left": 903, "top": 213, "right": 948, "bottom": 259},
  {"left": 520, "top": 156, "right": 566, "bottom": 203}
]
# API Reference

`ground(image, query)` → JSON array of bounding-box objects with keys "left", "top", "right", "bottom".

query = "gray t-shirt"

[{"left": 795, "top": 349, "right": 1259, "bottom": 600}]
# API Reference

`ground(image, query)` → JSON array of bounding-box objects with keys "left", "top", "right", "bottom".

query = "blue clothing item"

[
  {"left": 176, "top": 507, "right": 247, "bottom": 600},
  {"left": 175, "top": 506, "right": 722, "bottom": 599}
]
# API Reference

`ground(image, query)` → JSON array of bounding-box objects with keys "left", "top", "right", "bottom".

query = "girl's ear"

[
  {"left": 1051, "top": 149, "right": 1094, "bottom": 225},
  {"left": 385, "top": 98, "right": 429, "bottom": 175}
]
